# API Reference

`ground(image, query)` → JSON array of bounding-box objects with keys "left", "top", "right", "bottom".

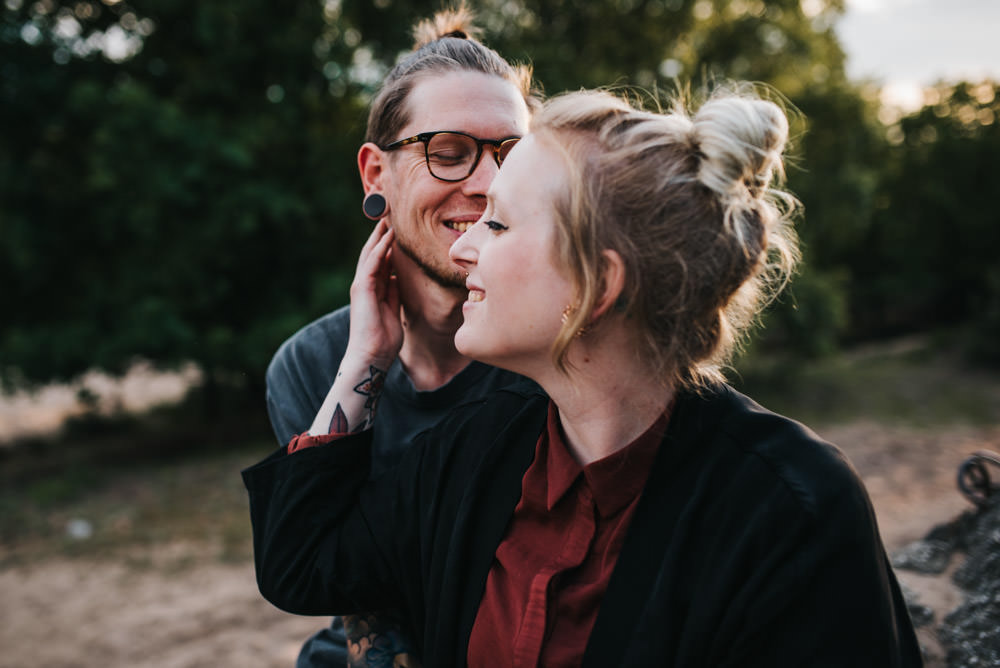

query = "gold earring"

[{"left": 561, "top": 304, "right": 590, "bottom": 338}]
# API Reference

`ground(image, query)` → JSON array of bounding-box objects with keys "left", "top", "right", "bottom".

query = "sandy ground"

[
  {"left": 1, "top": 376, "right": 996, "bottom": 666},
  {"left": 0, "top": 557, "right": 317, "bottom": 668}
]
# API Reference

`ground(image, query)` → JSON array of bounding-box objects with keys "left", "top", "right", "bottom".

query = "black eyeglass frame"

[{"left": 380, "top": 130, "right": 521, "bottom": 182}]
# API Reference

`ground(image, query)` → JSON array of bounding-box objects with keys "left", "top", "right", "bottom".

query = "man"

[{"left": 262, "top": 9, "right": 539, "bottom": 666}]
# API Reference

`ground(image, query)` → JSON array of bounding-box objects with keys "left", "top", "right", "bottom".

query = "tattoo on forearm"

[
  {"left": 325, "top": 365, "right": 387, "bottom": 434},
  {"left": 328, "top": 403, "right": 349, "bottom": 434},
  {"left": 344, "top": 612, "right": 422, "bottom": 668},
  {"left": 352, "top": 364, "right": 387, "bottom": 432}
]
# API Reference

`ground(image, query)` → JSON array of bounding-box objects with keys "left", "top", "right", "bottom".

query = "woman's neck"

[{"left": 534, "top": 334, "right": 674, "bottom": 466}]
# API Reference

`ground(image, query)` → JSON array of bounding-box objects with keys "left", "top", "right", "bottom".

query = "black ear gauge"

[{"left": 362, "top": 193, "right": 387, "bottom": 220}]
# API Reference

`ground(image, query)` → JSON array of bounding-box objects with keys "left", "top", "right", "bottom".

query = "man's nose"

[{"left": 461, "top": 151, "right": 500, "bottom": 195}]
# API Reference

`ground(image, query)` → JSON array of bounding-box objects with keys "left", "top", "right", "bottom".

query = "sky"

[{"left": 836, "top": 0, "right": 1000, "bottom": 109}]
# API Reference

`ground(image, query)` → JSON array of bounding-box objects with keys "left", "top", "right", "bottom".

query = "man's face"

[
  {"left": 449, "top": 134, "right": 576, "bottom": 374},
  {"left": 381, "top": 70, "right": 531, "bottom": 289}
]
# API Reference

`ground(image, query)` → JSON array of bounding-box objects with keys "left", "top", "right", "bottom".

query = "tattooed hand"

[
  {"left": 344, "top": 611, "right": 422, "bottom": 668},
  {"left": 308, "top": 220, "right": 400, "bottom": 436}
]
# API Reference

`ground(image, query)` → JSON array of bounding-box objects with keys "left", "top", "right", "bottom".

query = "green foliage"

[
  {"left": 760, "top": 265, "right": 849, "bottom": 357},
  {"left": 1, "top": 0, "right": 368, "bottom": 389},
  {"left": 2, "top": 0, "right": 996, "bottom": 393},
  {"left": 853, "top": 81, "right": 1000, "bottom": 358}
]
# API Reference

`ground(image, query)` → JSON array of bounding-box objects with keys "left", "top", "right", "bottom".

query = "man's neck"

[{"left": 395, "top": 266, "right": 473, "bottom": 391}]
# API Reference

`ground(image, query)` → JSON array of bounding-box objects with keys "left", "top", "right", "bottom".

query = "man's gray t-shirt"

[
  {"left": 266, "top": 305, "right": 524, "bottom": 474},
  {"left": 264, "top": 305, "right": 525, "bottom": 666}
]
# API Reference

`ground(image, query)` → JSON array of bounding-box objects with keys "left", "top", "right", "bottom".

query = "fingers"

[
  {"left": 356, "top": 221, "right": 395, "bottom": 283},
  {"left": 370, "top": 227, "right": 395, "bottom": 288},
  {"left": 360, "top": 218, "right": 390, "bottom": 254},
  {"left": 384, "top": 272, "right": 400, "bottom": 316},
  {"left": 372, "top": 224, "right": 395, "bottom": 261},
  {"left": 372, "top": 240, "right": 395, "bottom": 302},
  {"left": 356, "top": 219, "right": 392, "bottom": 271}
]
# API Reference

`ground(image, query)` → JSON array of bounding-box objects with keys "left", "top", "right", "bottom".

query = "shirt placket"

[{"left": 512, "top": 485, "right": 598, "bottom": 668}]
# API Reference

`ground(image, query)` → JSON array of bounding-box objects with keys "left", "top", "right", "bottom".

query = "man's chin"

[
  {"left": 432, "top": 270, "right": 469, "bottom": 291},
  {"left": 415, "top": 260, "right": 466, "bottom": 290},
  {"left": 396, "top": 240, "right": 466, "bottom": 290}
]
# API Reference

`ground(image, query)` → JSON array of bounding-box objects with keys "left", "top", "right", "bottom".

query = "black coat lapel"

[
  {"left": 582, "top": 389, "right": 716, "bottom": 667},
  {"left": 432, "top": 392, "right": 548, "bottom": 668}
]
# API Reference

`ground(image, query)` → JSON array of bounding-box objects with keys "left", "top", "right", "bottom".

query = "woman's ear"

[{"left": 592, "top": 249, "right": 626, "bottom": 319}]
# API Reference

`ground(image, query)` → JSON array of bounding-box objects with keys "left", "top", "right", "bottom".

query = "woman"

[
  {"left": 263, "top": 6, "right": 540, "bottom": 666},
  {"left": 245, "top": 88, "right": 922, "bottom": 667}
]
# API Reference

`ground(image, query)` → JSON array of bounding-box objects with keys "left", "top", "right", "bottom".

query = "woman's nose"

[{"left": 449, "top": 220, "right": 481, "bottom": 268}]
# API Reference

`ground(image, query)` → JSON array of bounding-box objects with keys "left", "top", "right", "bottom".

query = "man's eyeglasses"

[{"left": 380, "top": 130, "right": 520, "bottom": 182}]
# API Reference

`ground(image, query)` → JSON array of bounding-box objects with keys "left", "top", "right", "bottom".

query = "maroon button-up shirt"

[{"left": 467, "top": 401, "right": 670, "bottom": 668}]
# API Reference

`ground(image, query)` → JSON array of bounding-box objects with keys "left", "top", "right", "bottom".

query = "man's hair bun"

[{"left": 412, "top": 3, "right": 481, "bottom": 49}]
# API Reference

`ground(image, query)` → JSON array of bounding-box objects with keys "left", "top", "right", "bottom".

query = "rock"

[
  {"left": 892, "top": 538, "right": 955, "bottom": 574},
  {"left": 894, "top": 490, "right": 1000, "bottom": 667},
  {"left": 940, "top": 587, "right": 1000, "bottom": 668},
  {"left": 897, "top": 580, "right": 935, "bottom": 628}
]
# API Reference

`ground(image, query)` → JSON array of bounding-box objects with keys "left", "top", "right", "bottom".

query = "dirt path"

[
  {"left": 1, "top": 420, "right": 996, "bottom": 667},
  {"left": 0, "top": 557, "right": 319, "bottom": 668}
]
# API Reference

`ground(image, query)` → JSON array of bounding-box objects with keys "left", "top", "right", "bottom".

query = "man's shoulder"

[{"left": 268, "top": 306, "right": 351, "bottom": 378}]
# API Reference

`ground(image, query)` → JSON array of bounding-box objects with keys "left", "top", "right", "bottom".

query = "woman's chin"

[
  {"left": 455, "top": 330, "right": 498, "bottom": 367},
  {"left": 453, "top": 328, "right": 477, "bottom": 359}
]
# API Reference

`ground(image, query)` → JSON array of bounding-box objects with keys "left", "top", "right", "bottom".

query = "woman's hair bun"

[
  {"left": 692, "top": 96, "right": 789, "bottom": 203},
  {"left": 412, "top": 3, "right": 481, "bottom": 49}
]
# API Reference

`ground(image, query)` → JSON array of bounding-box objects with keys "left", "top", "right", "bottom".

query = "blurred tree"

[
  {"left": 4, "top": 0, "right": 976, "bottom": 400},
  {"left": 482, "top": 0, "right": 880, "bottom": 356},
  {"left": 1, "top": 0, "right": 374, "bottom": 397},
  {"left": 857, "top": 81, "right": 1000, "bottom": 360}
]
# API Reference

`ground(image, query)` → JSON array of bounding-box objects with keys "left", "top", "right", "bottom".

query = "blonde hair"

[
  {"left": 366, "top": 3, "right": 541, "bottom": 145},
  {"left": 536, "top": 87, "right": 800, "bottom": 390}
]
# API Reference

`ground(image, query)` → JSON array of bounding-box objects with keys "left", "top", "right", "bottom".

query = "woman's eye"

[{"left": 484, "top": 220, "right": 508, "bottom": 232}]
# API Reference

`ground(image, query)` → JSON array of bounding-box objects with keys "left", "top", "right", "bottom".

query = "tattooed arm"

[
  {"left": 309, "top": 361, "right": 388, "bottom": 435},
  {"left": 345, "top": 611, "right": 422, "bottom": 668}
]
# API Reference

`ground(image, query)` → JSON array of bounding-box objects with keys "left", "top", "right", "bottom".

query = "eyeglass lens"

[{"left": 425, "top": 133, "right": 519, "bottom": 181}]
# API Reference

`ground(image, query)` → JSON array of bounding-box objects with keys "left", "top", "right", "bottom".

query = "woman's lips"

[{"left": 468, "top": 290, "right": 484, "bottom": 303}]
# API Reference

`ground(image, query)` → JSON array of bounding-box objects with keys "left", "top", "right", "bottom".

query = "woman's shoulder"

[{"left": 679, "top": 384, "right": 872, "bottom": 523}]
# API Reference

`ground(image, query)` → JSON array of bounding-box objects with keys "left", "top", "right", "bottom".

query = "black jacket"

[{"left": 243, "top": 381, "right": 922, "bottom": 667}]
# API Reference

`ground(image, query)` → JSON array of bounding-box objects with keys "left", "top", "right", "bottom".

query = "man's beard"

[{"left": 395, "top": 235, "right": 467, "bottom": 290}]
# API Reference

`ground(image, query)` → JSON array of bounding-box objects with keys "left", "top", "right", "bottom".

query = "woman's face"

[
  {"left": 449, "top": 134, "right": 576, "bottom": 373},
  {"left": 382, "top": 71, "right": 531, "bottom": 289}
]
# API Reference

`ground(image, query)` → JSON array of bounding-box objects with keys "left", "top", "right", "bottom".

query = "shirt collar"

[
  {"left": 545, "top": 403, "right": 583, "bottom": 511},
  {"left": 544, "top": 399, "right": 673, "bottom": 517}
]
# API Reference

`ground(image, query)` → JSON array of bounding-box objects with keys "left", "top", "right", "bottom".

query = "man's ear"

[
  {"left": 358, "top": 142, "right": 387, "bottom": 195},
  {"left": 592, "top": 249, "right": 626, "bottom": 319}
]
